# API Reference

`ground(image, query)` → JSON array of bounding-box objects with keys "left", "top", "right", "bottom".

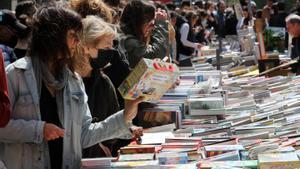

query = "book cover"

[{"left": 118, "top": 58, "right": 179, "bottom": 102}]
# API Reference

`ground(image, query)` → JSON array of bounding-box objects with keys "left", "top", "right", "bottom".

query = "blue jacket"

[{"left": 0, "top": 57, "right": 132, "bottom": 169}]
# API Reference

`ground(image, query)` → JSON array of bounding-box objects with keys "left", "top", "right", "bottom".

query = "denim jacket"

[{"left": 0, "top": 57, "right": 132, "bottom": 169}]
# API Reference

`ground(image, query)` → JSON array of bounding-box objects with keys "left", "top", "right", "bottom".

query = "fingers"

[
  {"left": 135, "top": 96, "right": 145, "bottom": 104},
  {"left": 131, "top": 126, "right": 143, "bottom": 137},
  {"left": 55, "top": 127, "right": 65, "bottom": 137},
  {"left": 44, "top": 123, "right": 65, "bottom": 141}
]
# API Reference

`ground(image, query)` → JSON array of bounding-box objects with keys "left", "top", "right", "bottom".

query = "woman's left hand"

[{"left": 130, "top": 126, "right": 143, "bottom": 138}]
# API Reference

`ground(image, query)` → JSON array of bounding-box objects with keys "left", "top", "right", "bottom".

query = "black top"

[
  {"left": 103, "top": 45, "right": 131, "bottom": 109},
  {"left": 83, "top": 69, "right": 120, "bottom": 122},
  {"left": 82, "top": 69, "right": 125, "bottom": 158},
  {"left": 14, "top": 48, "right": 27, "bottom": 59},
  {"left": 40, "top": 82, "right": 63, "bottom": 169}
]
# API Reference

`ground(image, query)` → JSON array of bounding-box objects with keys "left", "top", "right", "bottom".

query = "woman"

[
  {"left": 195, "top": 10, "right": 211, "bottom": 44},
  {"left": 205, "top": 1, "right": 217, "bottom": 30},
  {"left": 177, "top": 11, "right": 202, "bottom": 67},
  {"left": 119, "top": 0, "right": 169, "bottom": 69},
  {"left": 71, "top": 0, "right": 131, "bottom": 109},
  {"left": 0, "top": 4, "right": 142, "bottom": 169},
  {"left": 74, "top": 15, "right": 142, "bottom": 157},
  {"left": 237, "top": 6, "right": 253, "bottom": 30}
]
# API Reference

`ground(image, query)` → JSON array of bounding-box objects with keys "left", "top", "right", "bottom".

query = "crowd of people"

[{"left": 0, "top": 0, "right": 300, "bottom": 169}]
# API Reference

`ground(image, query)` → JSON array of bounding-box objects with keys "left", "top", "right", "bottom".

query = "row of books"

[{"left": 82, "top": 56, "right": 300, "bottom": 168}]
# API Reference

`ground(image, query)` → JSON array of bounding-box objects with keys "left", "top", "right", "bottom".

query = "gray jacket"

[{"left": 0, "top": 57, "right": 132, "bottom": 169}]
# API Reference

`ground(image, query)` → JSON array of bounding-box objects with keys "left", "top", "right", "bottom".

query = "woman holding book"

[
  {"left": 0, "top": 4, "right": 143, "bottom": 169},
  {"left": 74, "top": 15, "right": 143, "bottom": 158}
]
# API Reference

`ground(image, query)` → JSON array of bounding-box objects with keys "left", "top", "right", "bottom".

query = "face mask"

[
  {"left": 89, "top": 49, "right": 116, "bottom": 69},
  {"left": 201, "top": 19, "right": 208, "bottom": 28}
]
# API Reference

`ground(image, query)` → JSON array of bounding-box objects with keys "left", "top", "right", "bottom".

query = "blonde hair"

[
  {"left": 81, "top": 15, "right": 117, "bottom": 47},
  {"left": 74, "top": 15, "right": 116, "bottom": 76}
]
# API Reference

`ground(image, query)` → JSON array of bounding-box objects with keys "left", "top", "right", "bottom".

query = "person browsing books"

[
  {"left": 0, "top": 4, "right": 144, "bottom": 169},
  {"left": 73, "top": 15, "right": 143, "bottom": 158},
  {"left": 119, "top": 0, "right": 169, "bottom": 69}
]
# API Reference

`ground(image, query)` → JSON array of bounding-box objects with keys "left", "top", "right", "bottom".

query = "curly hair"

[
  {"left": 29, "top": 3, "right": 82, "bottom": 75},
  {"left": 70, "top": 0, "right": 113, "bottom": 23}
]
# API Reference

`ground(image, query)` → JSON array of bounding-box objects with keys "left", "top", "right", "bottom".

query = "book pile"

[{"left": 82, "top": 57, "right": 300, "bottom": 168}]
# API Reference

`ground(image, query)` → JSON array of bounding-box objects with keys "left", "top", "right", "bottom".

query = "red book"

[{"left": 0, "top": 49, "right": 11, "bottom": 127}]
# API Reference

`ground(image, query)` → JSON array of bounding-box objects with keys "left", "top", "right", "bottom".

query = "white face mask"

[{"left": 201, "top": 19, "right": 208, "bottom": 28}]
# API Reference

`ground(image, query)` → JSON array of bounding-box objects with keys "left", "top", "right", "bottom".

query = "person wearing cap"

[{"left": 0, "top": 9, "right": 28, "bottom": 66}]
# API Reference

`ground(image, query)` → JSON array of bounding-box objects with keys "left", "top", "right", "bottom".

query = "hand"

[
  {"left": 124, "top": 97, "right": 145, "bottom": 123},
  {"left": 196, "top": 43, "right": 204, "bottom": 49},
  {"left": 170, "top": 77, "right": 180, "bottom": 90},
  {"left": 155, "top": 8, "right": 167, "bottom": 21},
  {"left": 130, "top": 126, "right": 143, "bottom": 138},
  {"left": 173, "top": 60, "right": 179, "bottom": 65},
  {"left": 43, "top": 123, "right": 64, "bottom": 141}
]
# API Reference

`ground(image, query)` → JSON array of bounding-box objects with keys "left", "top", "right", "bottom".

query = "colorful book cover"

[
  {"left": 198, "top": 160, "right": 258, "bottom": 169},
  {"left": 118, "top": 58, "right": 179, "bottom": 102},
  {"left": 157, "top": 152, "right": 188, "bottom": 165}
]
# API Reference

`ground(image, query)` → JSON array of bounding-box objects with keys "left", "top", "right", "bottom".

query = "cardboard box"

[{"left": 118, "top": 59, "right": 179, "bottom": 102}]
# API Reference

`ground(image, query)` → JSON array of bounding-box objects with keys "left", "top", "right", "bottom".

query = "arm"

[
  {"left": 0, "top": 65, "right": 44, "bottom": 144},
  {"left": 126, "top": 21, "right": 169, "bottom": 68},
  {"left": 236, "top": 17, "right": 244, "bottom": 30},
  {"left": 79, "top": 79, "right": 132, "bottom": 148},
  {"left": 180, "top": 23, "right": 198, "bottom": 49},
  {"left": 171, "top": 40, "right": 177, "bottom": 62}
]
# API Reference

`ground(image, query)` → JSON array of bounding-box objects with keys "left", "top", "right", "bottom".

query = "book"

[
  {"left": 204, "top": 150, "right": 241, "bottom": 161},
  {"left": 111, "top": 160, "right": 159, "bottom": 168},
  {"left": 157, "top": 152, "right": 188, "bottom": 165},
  {"left": 198, "top": 160, "right": 258, "bottom": 169},
  {"left": 118, "top": 58, "right": 179, "bottom": 102},
  {"left": 161, "top": 142, "right": 201, "bottom": 151},
  {"left": 164, "top": 137, "right": 202, "bottom": 144},
  {"left": 143, "top": 123, "right": 176, "bottom": 133},
  {"left": 258, "top": 152, "right": 300, "bottom": 169},
  {"left": 137, "top": 107, "right": 182, "bottom": 129},
  {"left": 81, "top": 158, "right": 115, "bottom": 169},
  {"left": 204, "top": 145, "right": 245, "bottom": 157},
  {"left": 118, "top": 153, "right": 155, "bottom": 162},
  {"left": 188, "top": 97, "right": 225, "bottom": 115},
  {"left": 119, "top": 145, "right": 156, "bottom": 154},
  {"left": 140, "top": 132, "right": 174, "bottom": 145}
]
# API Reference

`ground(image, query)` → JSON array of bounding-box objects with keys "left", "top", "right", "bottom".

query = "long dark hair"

[
  {"left": 185, "top": 11, "right": 198, "bottom": 28},
  {"left": 120, "top": 0, "right": 155, "bottom": 42},
  {"left": 29, "top": 3, "right": 82, "bottom": 75}
]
